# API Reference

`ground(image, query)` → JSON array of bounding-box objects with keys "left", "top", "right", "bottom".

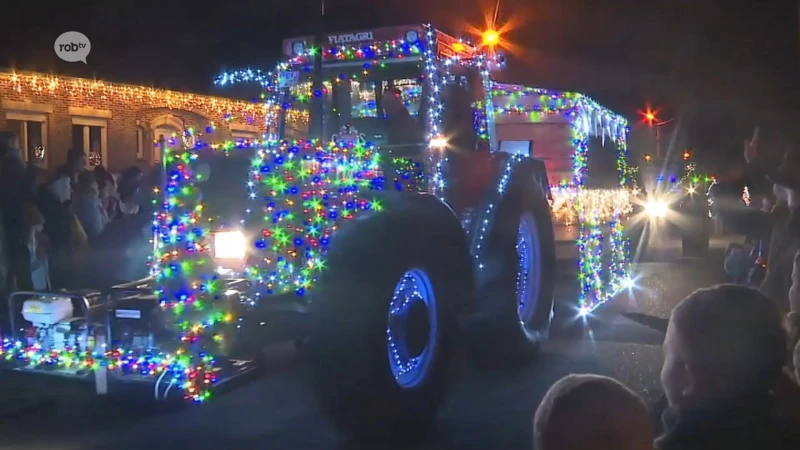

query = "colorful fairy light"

[
  {"left": 3, "top": 24, "right": 633, "bottom": 400},
  {"left": 489, "top": 82, "right": 632, "bottom": 312},
  {"left": 391, "top": 157, "right": 426, "bottom": 192},
  {"left": 244, "top": 138, "right": 384, "bottom": 296}
]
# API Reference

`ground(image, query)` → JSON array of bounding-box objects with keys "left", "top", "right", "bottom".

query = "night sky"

[{"left": 2, "top": 0, "right": 799, "bottom": 175}]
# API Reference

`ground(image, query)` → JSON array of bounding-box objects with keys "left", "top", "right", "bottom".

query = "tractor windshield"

[
  {"left": 195, "top": 149, "right": 255, "bottom": 228},
  {"left": 278, "top": 65, "right": 427, "bottom": 157}
]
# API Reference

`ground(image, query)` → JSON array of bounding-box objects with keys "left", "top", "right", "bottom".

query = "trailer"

[{"left": 1, "top": 24, "right": 630, "bottom": 437}]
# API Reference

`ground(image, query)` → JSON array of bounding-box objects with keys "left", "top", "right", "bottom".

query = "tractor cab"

[{"left": 276, "top": 26, "right": 489, "bottom": 160}]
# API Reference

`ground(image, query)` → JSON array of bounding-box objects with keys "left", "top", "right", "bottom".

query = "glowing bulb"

[
  {"left": 482, "top": 29, "right": 499, "bottom": 46},
  {"left": 429, "top": 136, "right": 448, "bottom": 149}
]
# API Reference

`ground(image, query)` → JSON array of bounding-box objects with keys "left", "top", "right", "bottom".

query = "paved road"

[{"left": 0, "top": 233, "right": 732, "bottom": 450}]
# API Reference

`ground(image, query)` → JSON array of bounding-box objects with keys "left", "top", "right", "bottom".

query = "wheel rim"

[
  {"left": 387, "top": 268, "right": 438, "bottom": 389},
  {"left": 517, "top": 212, "right": 542, "bottom": 325}
]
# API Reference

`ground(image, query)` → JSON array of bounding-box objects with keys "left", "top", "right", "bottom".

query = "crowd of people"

[
  {"left": 535, "top": 129, "right": 800, "bottom": 449},
  {"left": 0, "top": 131, "right": 153, "bottom": 297}
]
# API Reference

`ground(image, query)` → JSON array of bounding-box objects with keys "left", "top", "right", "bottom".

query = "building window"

[
  {"left": 71, "top": 120, "right": 107, "bottom": 168},
  {"left": 4, "top": 117, "right": 48, "bottom": 168}
]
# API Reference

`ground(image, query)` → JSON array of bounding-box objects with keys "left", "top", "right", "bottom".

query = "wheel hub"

[
  {"left": 386, "top": 268, "right": 438, "bottom": 389},
  {"left": 516, "top": 212, "right": 542, "bottom": 326}
]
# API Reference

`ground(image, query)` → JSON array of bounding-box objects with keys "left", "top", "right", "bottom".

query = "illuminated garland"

[
  {"left": 151, "top": 136, "right": 229, "bottom": 401},
  {"left": 472, "top": 154, "right": 522, "bottom": 270},
  {"left": 244, "top": 139, "right": 384, "bottom": 296},
  {"left": 0, "top": 341, "right": 211, "bottom": 395},
  {"left": 289, "top": 40, "right": 424, "bottom": 65},
  {"left": 489, "top": 83, "right": 631, "bottom": 313},
  {"left": 2, "top": 71, "right": 267, "bottom": 126},
  {"left": 391, "top": 157, "right": 426, "bottom": 192},
  {"left": 424, "top": 24, "right": 447, "bottom": 199}
]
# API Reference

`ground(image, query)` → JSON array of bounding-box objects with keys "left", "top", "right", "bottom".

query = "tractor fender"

[{"left": 471, "top": 153, "right": 553, "bottom": 286}]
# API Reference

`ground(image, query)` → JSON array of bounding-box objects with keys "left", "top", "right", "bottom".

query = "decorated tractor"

[{"left": 0, "top": 24, "right": 630, "bottom": 437}]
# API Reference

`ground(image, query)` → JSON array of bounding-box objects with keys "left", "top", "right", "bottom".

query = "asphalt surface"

[{"left": 0, "top": 231, "right": 732, "bottom": 450}]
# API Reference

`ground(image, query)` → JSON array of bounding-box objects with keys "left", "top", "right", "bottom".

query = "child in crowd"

[
  {"left": 533, "top": 374, "right": 653, "bottom": 450},
  {"left": 658, "top": 284, "right": 799, "bottom": 450}
]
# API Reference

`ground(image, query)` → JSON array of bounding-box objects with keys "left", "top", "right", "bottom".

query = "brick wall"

[{"left": 0, "top": 71, "right": 268, "bottom": 174}]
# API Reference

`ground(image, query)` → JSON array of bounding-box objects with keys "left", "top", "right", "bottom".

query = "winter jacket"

[
  {"left": 655, "top": 396, "right": 800, "bottom": 450},
  {"left": 73, "top": 191, "right": 108, "bottom": 239}
]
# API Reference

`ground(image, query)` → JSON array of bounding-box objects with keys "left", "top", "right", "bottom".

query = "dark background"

[{"left": 2, "top": 0, "right": 799, "bottom": 177}]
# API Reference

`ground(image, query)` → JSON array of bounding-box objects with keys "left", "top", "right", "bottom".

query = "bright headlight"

[
  {"left": 214, "top": 231, "right": 247, "bottom": 259},
  {"left": 644, "top": 200, "right": 669, "bottom": 218},
  {"left": 429, "top": 135, "right": 447, "bottom": 149}
]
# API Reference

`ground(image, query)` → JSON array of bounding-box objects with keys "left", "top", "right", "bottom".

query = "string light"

[
  {"left": 489, "top": 82, "right": 631, "bottom": 312},
  {"left": 4, "top": 27, "right": 632, "bottom": 398},
  {"left": 2, "top": 71, "right": 267, "bottom": 126},
  {"left": 244, "top": 138, "right": 384, "bottom": 297}
]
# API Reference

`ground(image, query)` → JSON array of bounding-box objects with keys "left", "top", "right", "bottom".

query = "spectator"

[
  {"left": 38, "top": 176, "right": 74, "bottom": 254},
  {"left": 38, "top": 175, "right": 79, "bottom": 288},
  {"left": 94, "top": 165, "right": 118, "bottom": 221},
  {"left": 73, "top": 170, "right": 108, "bottom": 240},
  {"left": 744, "top": 129, "right": 800, "bottom": 310},
  {"left": 786, "top": 312, "right": 800, "bottom": 381},
  {"left": 23, "top": 203, "right": 48, "bottom": 290},
  {"left": 1, "top": 131, "right": 38, "bottom": 292},
  {"left": 789, "top": 249, "right": 800, "bottom": 313},
  {"left": 118, "top": 166, "right": 143, "bottom": 203},
  {"left": 794, "top": 341, "right": 800, "bottom": 384},
  {"left": 533, "top": 374, "right": 653, "bottom": 450},
  {"left": 55, "top": 147, "right": 87, "bottom": 188},
  {"left": 657, "top": 284, "right": 800, "bottom": 450}
]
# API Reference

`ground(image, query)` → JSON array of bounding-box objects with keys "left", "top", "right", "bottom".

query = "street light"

[
  {"left": 482, "top": 29, "right": 500, "bottom": 47},
  {"left": 641, "top": 108, "right": 674, "bottom": 160}
]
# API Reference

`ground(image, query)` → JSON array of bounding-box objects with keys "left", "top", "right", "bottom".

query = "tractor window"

[
  {"left": 441, "top": 82, "right": 478, "bottom": 152},
  {"left": 381, "top": 79, "right": 422, "bottom": 116},
  {"left": 350, "top": 81, "right": 378, "bottom": 118},
  {"left": 282, "top": 80, "right": 332, "bottom": 141}
]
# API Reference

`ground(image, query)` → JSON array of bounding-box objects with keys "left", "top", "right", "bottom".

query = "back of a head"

[
  {"left": 533, "top": 374, "right": 653, "bottom": 450},
  {"left": 672, "top": 285, "right": 786, "bottom": 399}
]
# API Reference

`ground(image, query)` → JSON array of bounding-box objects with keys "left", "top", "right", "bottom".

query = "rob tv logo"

[{"left": 54, "top": 31, "right": 91, "bottom": 64}]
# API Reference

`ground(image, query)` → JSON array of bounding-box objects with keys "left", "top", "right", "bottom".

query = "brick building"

[{"left": 0, "top": 71, "right": 268, "bottom": 173}]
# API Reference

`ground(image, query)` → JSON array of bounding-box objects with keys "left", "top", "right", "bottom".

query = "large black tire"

[
  {"left": 309, "top": 205, "right": 472, "bottom": 438},
  {"left": 467, "top": 178, "right": 556, "bottom": 368}
]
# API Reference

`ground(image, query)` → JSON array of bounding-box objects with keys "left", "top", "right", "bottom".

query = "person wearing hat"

[{"left": 744, "top": 128, "right": 800, "bottom": 311}]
